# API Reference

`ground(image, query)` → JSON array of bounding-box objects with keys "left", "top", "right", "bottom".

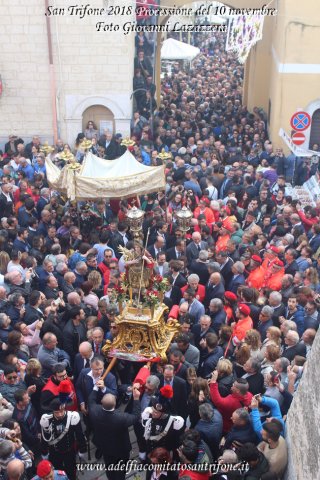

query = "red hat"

[
  {"left": 224, "top": 291, "right": 237, "bottom": 302},
  {"left": 251, "top": 255, "right": 262, "bottom": 264},
  {"left": 222, "top": 219, "right": 233, "bottom": 232},
  {"left": 238, "top": 303, "right": 251, "bottom": 316},
  {"left": 273, "top": 258, "right": 284, "bottom": 267},
  {"left": 37, "top": 460, "right": 53, "bottom": 478},
  {"left": 269, "top": 246, "right": 280, "bottom": 254}
]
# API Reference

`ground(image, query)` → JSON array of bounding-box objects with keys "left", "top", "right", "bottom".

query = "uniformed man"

[
  {"left": 264, "top": 258, "right": 285, "bottom": 291},
  {"left": 40, "top": 399, "right": 86, "bottom": 480},
  {"left": 141, "top": 385, "right": 184, "bottom": 455},
  {"left": 246, "top": 255, "right": 266, "bottom": 290},
  {"left": 32, "top": 460, "right": 68, "bottom": 480}
]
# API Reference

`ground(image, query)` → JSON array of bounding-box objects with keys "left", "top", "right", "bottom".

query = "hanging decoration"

[{"left": 226, "top": 14, "right": 264, "bottom": 64}]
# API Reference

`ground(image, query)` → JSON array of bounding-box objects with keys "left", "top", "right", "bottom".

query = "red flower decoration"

[{"left": 160, "top": 385, "right": 173, "bottom": 399}]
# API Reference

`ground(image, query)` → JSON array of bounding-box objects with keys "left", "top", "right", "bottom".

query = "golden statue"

[
  {"left": 119, "top": 242, "right": 153, "bottom": 297},
  {"left": 102, "top": 222, "right": 180, "bottom": 362}
]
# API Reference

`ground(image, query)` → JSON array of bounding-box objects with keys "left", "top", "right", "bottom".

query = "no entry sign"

[
  {"left": 291, "top": 131, "right": 306, "bottom": 146},
  {"left": 290, "top": 111, "right": 311, "bottom": 131}
]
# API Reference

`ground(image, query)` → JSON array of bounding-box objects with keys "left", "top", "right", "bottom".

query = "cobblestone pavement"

[{"left": 77, "top": 424, "right": 145, "bottom": 480}]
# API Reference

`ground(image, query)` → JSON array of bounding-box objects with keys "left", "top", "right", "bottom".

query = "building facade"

[{"left": 0, "top": 0, "right": 135, "bottom": 147}]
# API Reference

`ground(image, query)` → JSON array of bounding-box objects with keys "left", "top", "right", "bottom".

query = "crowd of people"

[{"left": 0, "top": 32, "right": 318, "bottom": 480}]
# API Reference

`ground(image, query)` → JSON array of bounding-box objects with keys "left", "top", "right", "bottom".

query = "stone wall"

[
  {"left": 0, "top": 0, "right": 134, "bottom": 147},
  {"left": 285, "top": 329, "right": 320, "bottom": 480}
]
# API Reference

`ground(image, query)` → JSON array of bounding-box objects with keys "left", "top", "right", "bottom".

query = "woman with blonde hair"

[
  {"left": 0, "top": 251, "right": 10, "bottom": 274},
  {"left": 261, "top": 344, "right": 281, "bottom": 378},
  {"left": 88, "top": 270, "right": 103, "bottom": 296},
  {"left": 216, "top": 358, "right": 235, "bottom": 397},
  {"left": 304, "top": 267, "right": 320, "bottom": 292},
  {"left": 244, "top": 329, "right": 262, "bottom": 361},
  {"left": 187, "top": 377, "right": 213, "bottom": 428},
  {"left": 260, "top": 326, "right": 282, "bottom": 357},
  {"left": 24, "top": 358, "right": 46, "bottom": 415}
]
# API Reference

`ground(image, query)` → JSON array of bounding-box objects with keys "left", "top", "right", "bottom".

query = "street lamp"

[
  {"left": 175, "top": 206, "right": 193, "bottom": 270},
  {"left": 126, "top": 205, "right": 145, "bottom": 241}
]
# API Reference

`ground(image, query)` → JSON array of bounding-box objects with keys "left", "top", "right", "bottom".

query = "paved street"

[{"left": 77, "top": 425, "right": 145, "bottom": 480}]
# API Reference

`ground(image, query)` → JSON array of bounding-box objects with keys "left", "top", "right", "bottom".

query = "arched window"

[{"left": 309, "top": 108, "right": 320, "bottom": 149}]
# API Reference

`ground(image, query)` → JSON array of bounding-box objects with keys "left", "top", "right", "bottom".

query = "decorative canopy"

[{"left": 45, "top": 150, "right": 165, "bottom": 200}]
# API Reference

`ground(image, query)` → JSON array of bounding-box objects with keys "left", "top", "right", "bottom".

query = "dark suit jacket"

[
  {"left": 76, "top": 368, "right": 117, "bottom": 406},
  {"left": 147, "top": 245, "right": 164, "bottom": 260},
  {"left": 158, "top": 376, "right": 188, "bottom": 419},
  {"left": 272, "top": 303, "right": 286, "bottom": 328},
  {"left": 219, "top": 258, "right": 234, "bottom": 286},
  {"left": 36, "top": 197, "right": 49, "bottom": 217},
  {"left": 62, "top": 320, "right": 87, "bottom": 365},
  {"left": 166, "top": 247, "right": 181, "bottom": 262},
  {"left": 24, "top": 304, "right": 43, "bottom": 325},
  {"left": 204, "top": 282, "right": 225, "bottom": 307},
  {"left": 0, "top": 192, "right": 14, "bottom": 217},
  {"left": 282, "top": 343, "right": 306, "bottom": 362},
  {"left": 219, "top": 179, "right": 233, "bottom": 199},
  {"left": 110, "top": 231, "right": 129, "bottom": 259},
  {"left": 167, "top": 285, "right": 182, "bottom": 306},
  {"left": 285, "top": 261, "right": 299, "bottom": 276},
  {"left": 227, "top": 274, "right": 246, "bottom": 294},
  {"left": 186, "top": 241, "right": 208, "bottom": 267},
  {"left": 192, "top": 324, "right": 216, "bottom": 351},
  {"left": 244, "top": 372, "right": 265, "bottom": 396},
  {"left": 189, "top": 260, "right": 210, "bottom": 285},
  {"left": 91, "top": 340, "right": 107, "bottom": 356},
  {"left": 73, "top": 353, "right": 91, "bottom": 383},
  {"left": 88, "top": 389, "right": 140, "bottom": 457},
  {"left": 172, "top": 272, "right": 187, "bottom": 289}
]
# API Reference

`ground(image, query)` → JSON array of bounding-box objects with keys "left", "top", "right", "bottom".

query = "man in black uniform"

[
  {"left": 40, "top": 399, "right": 86, "bottom": 480},
  {"left": 141, "top": 385, "right": 184, "bottom": 455}
]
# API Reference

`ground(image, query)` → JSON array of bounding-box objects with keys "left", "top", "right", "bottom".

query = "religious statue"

[{"left": 119, "top": 241, "right": 154, "bottom": 300}]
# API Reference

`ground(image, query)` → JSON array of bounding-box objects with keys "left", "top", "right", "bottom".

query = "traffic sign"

[
  {"left": 291, "top": 131, "right": 306, "bottom": 146},
  {"left": 290, "top": 111, "right": 311, "bottom": 131}
]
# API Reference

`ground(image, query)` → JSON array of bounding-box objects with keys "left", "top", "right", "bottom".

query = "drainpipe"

[{"left": 45, "top": 0, "right": 58, "bottom": 143}]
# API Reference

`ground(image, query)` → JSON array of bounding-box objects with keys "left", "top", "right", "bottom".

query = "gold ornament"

[
  {"left": 40, "top": 141, "right": 55, "bottom": 155},
  {"left": 102, "top": 304, "right": 180, "bottom": 362},
  {"left": 157, "top": 148, "right": 172, "bottom": 161},
  {"left": 121, "top": 137, "right": 136, "bottom": 147}
]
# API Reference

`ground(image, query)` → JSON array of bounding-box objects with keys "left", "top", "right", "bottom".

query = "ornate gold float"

[{"left": 102, "top": 206, "right": 180, "bottom": 363}]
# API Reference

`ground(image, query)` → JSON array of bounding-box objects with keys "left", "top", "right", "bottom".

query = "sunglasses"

[{"left": 7, "top": 375, "right": 18, "bottom": 380}]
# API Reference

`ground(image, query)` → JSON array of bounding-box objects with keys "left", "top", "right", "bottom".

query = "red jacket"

[
  {"left": 232, "top": 315, "right": 253, "bottom": 345},
  {"left": 42, "top": 377, "right": 78, "bottom": 411},
  {"left": 298, "top": 209, "right": 319, "bottom": 232},
  {"left": 181, "top": 284, "right": 206, "bottom": 303},
  {"left": 210, "top": 382, "right": 253, "bottom": 433},
  {"left": 98, "top": 261, "right": 111, "bottom": 286}
]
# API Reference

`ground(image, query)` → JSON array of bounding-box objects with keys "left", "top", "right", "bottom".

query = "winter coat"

[{"left": 210, "top": 382, "right": 253, "bottom": 433}]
